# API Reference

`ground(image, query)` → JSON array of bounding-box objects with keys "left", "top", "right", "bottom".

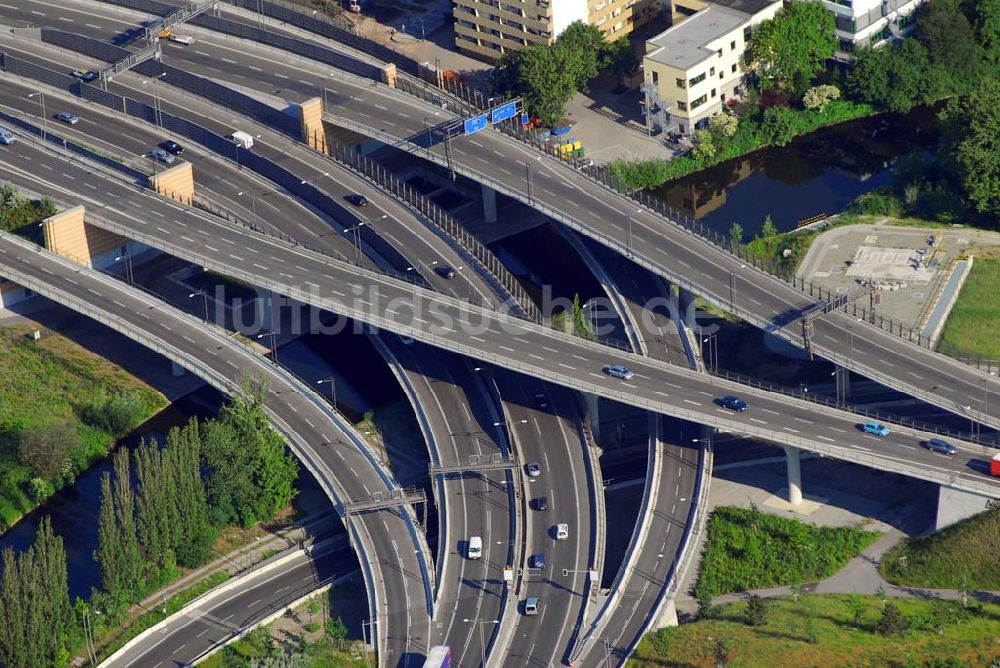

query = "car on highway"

[
  {"left": 55, "top": 112, "right": 79, "bottom": 125},
  {"left": 605, "top": 364, "right": 634, "bottom": 381},
  {"left": 524, "top": 596, "right": 540, "bottom": 616},
  {"left": 71, "top": 69, "right": 99, "bottom": 82},
  {"left": 862, "top": 420, "right": 891, "bottom": 437},
  {"left": 555, "top": 523, "right": 569, "bottom": 540},
  {"left": 525, "top": 461, "right": 541, "bottom": 477},
  {"left": 434, "top": 265, "right": 457, "bottom": 279},
  {"left": 345, "top": 193, "right": 367, "bottom": 207},
  {"left": 718, "top": 395, "right": 748, "bottom": 412},
  {"left": 160, "top": 140, "right": 184, "bottom": 155},
  {"left": 922, "top": 438, "right": 957, "bottom": 455},
  {"left": 531, "top": 553, "right": 545, "bottom": 569},
  {"left": 467, "top": 536, "right": 482, "bottom": 559},
  {"left": 0, "top": 128, "right": 16, "bottom": 145},
  {"left": 151, "top": 148, "right": 176, "bottom": 164},
  {"left": 532, "top": 496, "right": 548, "bottom": 511}
]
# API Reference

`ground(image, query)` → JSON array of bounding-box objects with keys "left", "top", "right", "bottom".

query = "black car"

[
  {"left": 719, "top": 395, "right": 748, "bottom": 412},
  {"left": 345, "top": 194, "right": 368, "bottom": 207},
  {"left": 532, "top": 496, "right": 548, "bottom": 511},
  {"left": 434, "top": 265, "right": 457, "bottom": 279},
  {"left": 160, "top": 140, "right": 184, "bottom": 155}
]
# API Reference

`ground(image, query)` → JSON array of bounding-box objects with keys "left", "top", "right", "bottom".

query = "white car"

[{"left": 555, "top": 523, "right": 569, "bottom": 540}]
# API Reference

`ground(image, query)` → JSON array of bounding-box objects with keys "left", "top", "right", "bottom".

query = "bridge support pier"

[
  {"left": 783, "top": 445, "right": 802, "bottom": 505},
  {"left": 656, "top": 597, "right": 679, "bottom": 629},
  {"left": 935, "top": 485, "right": 993, "bottom": 530},
  {"left": 584, "top": 393, "right": 600, "bottom": 437},
  {"left": 481, "top": 184, "right": 497, "bottom": 224},
  {"left": 171, "top": 361, "right": 186, "bottom": 377},
  {"left": 256, "top": 287, "right": 274, "bottom": 332}
]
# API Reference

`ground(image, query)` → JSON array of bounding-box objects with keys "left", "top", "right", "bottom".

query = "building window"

[
  {"left": 744, "top": 26, "right": 752, "bottom": 41},
  {"left": 716, "top": 49, "right": 722, "bottom": 57},
  {"left": 731, "top": 63, "right": 737, "bottom": 73},
  {"left": 676, "top": 3, "right": 698, "bottom": 16},
  {"left": 711, "top": 88, "right": 716, "bottom": 98},
  {"left": 691, "top": 94, "right": 707, "bottom": 109},
  {"left": 838, "top": 38, "right": 855, "bottom": 52},
  {"left": 676, "top": 77, "right": 686, "bottom": 88},
  {"left": 835, "top": 15, "right": 855, "bottom": 32},
  {"left": 677, "top": 100, "right": 688, "bottom": 111},
  {"left": 710, "top": 66, "right": 715, "bottom": 76},
  {"left": 689, "top": 72, "right": 706, "bottom": 86},
  {"left": 834, "top": 0, "right": 852, "bottom": 6},
  {"left": 720, "top": 71, "right": 724, "bottom": 79},
  {"left": 730, "top": 40, "right": 736, "bottom": 50},
  {"left": 652, "top": 71, "right": 659, "bottom": 84}
]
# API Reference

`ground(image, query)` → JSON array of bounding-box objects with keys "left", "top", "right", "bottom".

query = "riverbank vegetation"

[
  {"left": 695, "top": 505, "right": 881, "bottom": 600},
  {"left": 634, "top": 594, "right": 1000, "bottom": 667},
  {"left": 614, "top": 0, "right": 1000, "bottom": 198},
  {"left": 881, "top": 508, "right": 1000, "bottom": 591},
  {"left": 0, "top": 379, "right": 300, "bottom": 667},
  {"left": 0, "top": 325, "right": 165, "bottom": 530}
]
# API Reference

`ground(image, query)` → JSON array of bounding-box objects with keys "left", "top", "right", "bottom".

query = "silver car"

[
  {"left": 152, "top": 148, "right": 176, "bottom": 164},
  {"left": 55, "top": 112, "right": 79, "bottom": 125}
]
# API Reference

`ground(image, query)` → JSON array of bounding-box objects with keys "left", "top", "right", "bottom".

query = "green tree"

[
  {"left": 17, "top": 421, "right": 79, "bottom": 480},
  {"left": 170, "top": 420, "right": 213, "bottom": 567},
  {"left": 604, "top": 36, "right": 640, "bottom": 86},
  {"left": 845, "top": 593, "right": 866, "bottom": 628},
  {"left": 883, "top": 39, "right": 938, "bottom": 112},
  {"left": 728, "top": 222, "right": 744, "bottom": 248},
  {"left": 745, "top": 593, "right": 770, "bottom": 626},
  {"left": 709, "top": 112, "right": 739, "bottom": 140},
  {"left": 760, "top": 215, "right": 778, "bottom": 246},
  {"left": 876, "top": 601, "right": 908, "bottom": 635},
  {"left": 135, "top": 438, "right": 170, "bottom": 570},
  {"left": 802, "top": 84, "right": 840, "bottom": 111},
  {"left": 326, "top": 616, "right": 348, "bottom": 646},
  {"left": 965, "top": 0, "right": 1000, "bottom": 64},
  {"left": 713, "top": 638, "right": 731, "bottom": 667},
  {"left": 915, "top": 0, "right": 984, "bottom": 93},
  {"left": 0, "top": 546, "right": 27, "bottom": 668},
  {"left": 96, "top": 471, "right": 126, "bottom": 608},
  {"left": 202, "top": 379, "right": 299, "bottom": 527},
  {"left": 556, "top": 21, "right": 605, "bottom": 91},
  {"left": 112, "top": 448, "right": 143, "bottom": 602},
  {"left": 492, "top": 45, "right": 575, "bottom": 127},
  {"left": 845, "top": 46, "right": 891, "bottom": 106},
  {"left": 760, "top": 106, "right": 798, "bottom": 147},
  {"left": 747, "top": 1, "right": 836, "bottom": 90},
  {"left": 939, "top": 77, "right": 1000, "bottom": 214},
  {"left": 691, "top": 129, "right": 717, "bottom": 161}
]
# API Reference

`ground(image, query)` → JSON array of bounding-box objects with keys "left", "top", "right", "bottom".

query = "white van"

[
  {"left": 0, "top": 128, "right": 15, "bottom": 145},
  {"left": 169, "top": 35, "right": 195, "bottom": 45},
  {"left": 230, "top": 130, "right": 254, "bottom": 149},
  {"left": 467, "top": 536, "right": 482, "bottom": 559}
]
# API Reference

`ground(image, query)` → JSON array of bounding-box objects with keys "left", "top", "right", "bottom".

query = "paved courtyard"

[{"left": 797, "top": 221, "right": 1000, "bottom": 329}]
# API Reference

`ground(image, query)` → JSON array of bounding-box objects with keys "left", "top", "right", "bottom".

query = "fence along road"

[
  {"left": 7, "top": 0, "right": 998, "bottom": 430},
  {"left": 0, "top": 232, "right": 434, "bottom": 668},
  {"left": 5, "top": 138, "right": 995, "bottom": 501}
]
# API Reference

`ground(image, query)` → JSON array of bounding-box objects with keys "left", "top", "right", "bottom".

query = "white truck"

[{"left": 230, "top": 130, "right": 254, "bottom": 149}]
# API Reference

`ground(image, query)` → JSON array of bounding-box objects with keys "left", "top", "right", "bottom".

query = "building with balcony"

[
  {"left": 453, "top": 0, "right": 662, "bottom": 61},
  {"left": 641, "top": 1, "right": 780, "bottom": 134},
  {"left": 822, "top": 0, "right": 924, "bottom": 59}
]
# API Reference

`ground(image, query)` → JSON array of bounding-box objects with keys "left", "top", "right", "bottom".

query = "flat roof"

[
  {"left": 702, "top": 0, "right": 780, "bottom": 16},
  {"left": 645, "top": 5, "right": 749, "bottom": 71}
]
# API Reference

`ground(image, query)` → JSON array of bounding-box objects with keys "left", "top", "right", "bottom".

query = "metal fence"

[{"left": 40, "top": 27, "right": 131, "bottom": 62}]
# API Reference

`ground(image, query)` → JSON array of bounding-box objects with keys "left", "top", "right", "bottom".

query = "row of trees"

[{"left": 491, "top": 22, "right": 638, "bottom": 126}]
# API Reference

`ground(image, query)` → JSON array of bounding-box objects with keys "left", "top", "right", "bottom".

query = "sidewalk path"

[{"left": 676, "top": 528, "right": 1000, "bottom": 616}]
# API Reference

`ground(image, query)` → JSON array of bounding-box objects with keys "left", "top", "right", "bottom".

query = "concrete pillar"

[
  {"left": 783, "top": 445, "right": 802, "bottom": 505},
  {"left": 171, "top": 361, "right": 186, "bottom": 376},
  {"left": 584, "top": 392, "right": 600, "bottom": 438},
  {"left": 656, "top": 598, "right": 679, "bottom": 628},
  {"left": 481, "top": 183, "right": 497, "bottom": 224},
  {"left": 935, "top": 485, "right": 993, "bottom": 530},
  {"left": 256, "top": 286, "right": 274, "bottom": 332},
  {"left": 148, "top": 162, "right": 195, "bottom": 205}
]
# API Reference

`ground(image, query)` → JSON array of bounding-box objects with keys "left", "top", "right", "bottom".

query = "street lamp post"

[
  {"left": 256, "top": 332, "right": 277, "bottom": 363},
  {"left": 463, "top": 618, "right": 499, "bottom": 668},
  {"left": 317, "top": 376, "right": 337, "bottom": 408},
  {"left": 189, "top": 290, "right": 209, "bottom": 322},
  {"left": 27, "top": 92, "right": 46, "bottom": 139},
  {"left": 142, "top": 72, "right": 167, "bottom": 128},
  {"left": 115, "top": 249, "right": 134, "bottom": 284},
  {"left": 701, "top": 333, "right": 717, "bottom": 371},
  {"left": 343, "top": 222, "right": 367, "bottom": 264},
  {"left": 237, "top": 187, "right": 258, "bottom": 226},
  {"left": 360, "top": 618, "right": 377, "bottom": 668}
]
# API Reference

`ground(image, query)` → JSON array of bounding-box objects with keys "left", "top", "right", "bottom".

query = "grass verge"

[
  {"left": 938, "top": 259, "right": 1000, "bottom": 360},
  {"left": 880, "top": 510, "right": 1000, "bottom": 591},
  {"left": 696, "top": 506, "right": 881, "bottom": 597},
  {"left": 632, "top": 594, "right": 1000, "bottom": 667},
  {"left": 0, "top": 324, "right": 166, "bottom": 529}
]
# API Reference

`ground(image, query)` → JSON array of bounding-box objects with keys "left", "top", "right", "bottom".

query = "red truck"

[{"left": 991, "top": 453, "right": 1000, "bottom": 477}]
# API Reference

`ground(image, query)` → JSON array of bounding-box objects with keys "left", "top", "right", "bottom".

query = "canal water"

[{"left": 652, "top": 107, "right": 939, "bottom": 238}]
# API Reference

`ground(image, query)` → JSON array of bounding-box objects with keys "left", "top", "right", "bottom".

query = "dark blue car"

[{"left": 719, "top": 395, "right": 748, "bottom": 412}]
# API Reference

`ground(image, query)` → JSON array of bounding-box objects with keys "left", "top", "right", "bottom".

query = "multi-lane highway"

[
  {"left": 0, "top": 231, "right": 435, "bottom": 666},
  {"left": 4, "top": 136, "right": 995, "bottom": 502}
]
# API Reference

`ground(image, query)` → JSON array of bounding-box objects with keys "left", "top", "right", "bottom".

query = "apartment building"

[
  {"left": 453, "top": 0, "right": 661, "bottom": 61},
  {"left": 642, "top": 0, "right": 780, "bottom": 134},
  {"left": 821, "top": 0, "right": 924, "bottom": 59}
]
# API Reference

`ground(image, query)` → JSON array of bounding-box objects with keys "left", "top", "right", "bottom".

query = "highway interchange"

[{"left": 0, "top": 2, "right": 998, "bottom": 666}]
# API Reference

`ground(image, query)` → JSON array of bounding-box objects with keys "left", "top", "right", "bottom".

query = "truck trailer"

[
  {"left": 423, "top": 645, "right": 451, "bottom": 668},
  {"left": 991, "top": 453, "right": 1000, "bottom": 477}
]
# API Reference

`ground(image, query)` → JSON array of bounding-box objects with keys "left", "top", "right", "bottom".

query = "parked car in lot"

[
  {"left": 718, "top": 395, "right": 748, "bottom": 412},
  {"left": 434, "top": 265, "right": 457, "bottom": 279},
  {"left": 525, "top": 461, "right": 541, "bottom": 477},
  {"left": 160, "top": 140, "right": 184, "bottom": 155},
  {"left": 151, "top": 148, "right": 175, "bottom": 164},
  {"left": 55, "top": 112, "right": 79, "bottom": 125},
  {"left": 922, "top": 438, "right": 957, "bottom": 455},
  {"left": 344, "top": 193, "right": 367, "bottom": 207},
  {"left": 862, "top": 420, "right": 891, "bottom": 437},
  {"left": 605, "top": 364, "right": 634, "bottom": 381}
]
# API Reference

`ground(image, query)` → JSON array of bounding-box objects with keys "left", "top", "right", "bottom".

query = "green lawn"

[
  {"left": 880, "top": 510, "right": 1000, "bottom": 591},
  {"left": 631, "top": 594, "right": 1000, "bottom": 667},
  {"left": 696, "top": 506, "right": 881, "bottom": 597},
  {"left": 939, "top": 259, "right": 1000, "bottom": 360},
  {"left": 0, "top": 324, "right": 166, "bottom": 529}
]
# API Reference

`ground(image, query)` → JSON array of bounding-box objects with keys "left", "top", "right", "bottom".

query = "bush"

[
  {"left": 848, "top": 190, "right": 903, "bottom": 217},
  {"left": 745, "top": 594, "right": 770, "bottom": 626},
  {"left": 79, "top": 391, "right": 148, "bottom": 436},
  {"left": 760, "top": 107, "right": 799, "bottom": 147},
  {"left": 802, "top": 84, "right": 841, "bottom": 111},
  {"left": 875, "top": 602, "right": 908, "bottom": 635}
]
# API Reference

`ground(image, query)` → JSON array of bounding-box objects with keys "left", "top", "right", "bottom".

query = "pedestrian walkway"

[{"left": 676, "top": 528, "right": 1000, "bottom": 616}]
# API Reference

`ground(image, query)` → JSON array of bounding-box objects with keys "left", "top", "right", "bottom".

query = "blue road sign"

[
  {"left": 490, "top": 101, "right": 517, "bottom": 124},
  {"left": 520, "top": 113, "right": 529, "bottom": 126},
  {"left": 463, "top": 114, "right": 488, "bottom": 134}
]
